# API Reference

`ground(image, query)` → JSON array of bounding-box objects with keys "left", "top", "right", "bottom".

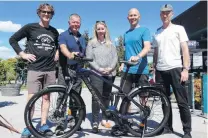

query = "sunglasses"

[
  {"left": 96, "top": 21, "right": 105, "bottom": 24},
  {"left": 41, "top": 10, "right": 52, "bottom": 14}
]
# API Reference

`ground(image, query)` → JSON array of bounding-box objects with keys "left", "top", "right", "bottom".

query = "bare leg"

[
  {"left": 41, "top": 94, "right": 50, "bottom": 125},
  {"left": 27, "top": 94, "right": 35, "bottom": 118}
]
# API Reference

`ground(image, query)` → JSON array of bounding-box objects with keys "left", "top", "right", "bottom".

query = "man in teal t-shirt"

[{"left": 119, "top": 8, "right": 151, "bottom": 93}]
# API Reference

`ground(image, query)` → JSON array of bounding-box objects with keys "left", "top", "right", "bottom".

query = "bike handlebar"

[
  {"left": 74, "top": 55, "right": 93, "bottom": 62},
  {"left": 119, "top": 60, "right": 139, "bottom": 66}
]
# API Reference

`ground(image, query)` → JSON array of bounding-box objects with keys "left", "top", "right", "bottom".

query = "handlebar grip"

[
  {"left": 74, "top": 56, "right": 93, "bottom": 62},
  {"left": 119, "top": 60, "right": 138, "bottom": 66}
]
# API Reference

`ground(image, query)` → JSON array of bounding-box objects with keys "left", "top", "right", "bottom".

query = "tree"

[
  {"left": 116, "top": 35, "right": 124, "bottom": 61},
  {"left": 0, "top": 59, "right": 6, "bottom": 84},
  {"left": 82, "top": 30, "right": 91, "bottom": 45},
  {"left": 0, "top": 58, "right": 17, "bottom": 84},
  {"left": 115, "top": 35, "right": 124, "bottom": 76}
]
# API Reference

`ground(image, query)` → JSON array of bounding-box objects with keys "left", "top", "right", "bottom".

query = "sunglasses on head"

[
  {"left": 41, "top": 10, "right": 52, "bottom": 14},
  {"left": 96, "top": 21, "right": 105, "bottom": 24}
]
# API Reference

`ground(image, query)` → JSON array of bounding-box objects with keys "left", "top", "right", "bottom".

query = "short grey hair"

[{"left": 69, "top": 13, "right": 81, "bottom": 21}]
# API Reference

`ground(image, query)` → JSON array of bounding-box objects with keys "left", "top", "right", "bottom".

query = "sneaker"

[
  {"left": 55, "top": 125, "right": 64, "bottom": 136},
  {"left": 39, "top": 124, "right": 53, "bottom": 136},
  {"left": 21, "top": 128, "right": 31, "bottom": 138},
  {"left": 92, "top": 123, "right": 98, "bottom": 133},
  {"left": 182, "top": 133, "right": 192, "bottom": 138}
]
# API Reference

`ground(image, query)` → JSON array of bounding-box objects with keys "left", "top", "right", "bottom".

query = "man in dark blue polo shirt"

[{"left": 55, "top": 13, "right": 86, "bottom": 135}]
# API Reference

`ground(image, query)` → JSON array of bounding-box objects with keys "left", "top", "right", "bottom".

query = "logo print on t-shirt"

[
  {"left": 35, "top": 34, "right": 55, "bottom": 51},
  {"left": 41, "top": 37, "right": 51, "bottom": 43}
]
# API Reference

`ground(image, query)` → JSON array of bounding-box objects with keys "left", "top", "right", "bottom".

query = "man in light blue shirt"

[{"left": 120, "top": 8, "right": 151, "bottom": 93}]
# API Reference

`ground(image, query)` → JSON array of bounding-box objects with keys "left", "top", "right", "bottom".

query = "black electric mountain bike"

[{"left": 24, "top": 56, "right": 170, "bottom": 138}]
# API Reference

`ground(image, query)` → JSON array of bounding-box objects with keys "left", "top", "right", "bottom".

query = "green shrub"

[{"left": 0, "top": 58, "right": 17, "bottom": 84}]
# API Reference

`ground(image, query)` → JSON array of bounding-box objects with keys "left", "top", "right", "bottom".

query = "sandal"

[{"left": 101, "top": 120, "right": 112, "bottom": 128}]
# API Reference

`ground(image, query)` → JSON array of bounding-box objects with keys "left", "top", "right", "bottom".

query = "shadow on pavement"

[
  {"left": 78, "top": 129, "right": 137, "bottom": 137},
  {"left": 0, "top": 101, "right": 17, "bottom": 108},
  {"left": 173, "top": 131, "right": 183, "bottom": 137}
]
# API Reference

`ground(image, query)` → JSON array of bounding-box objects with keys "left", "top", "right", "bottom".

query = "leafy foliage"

[
  {"left": 115, "top": 36, "right": 124, "bottom": 76},
  {"left": 0, "top": 58, "right": 17, "bottom": 84},
  {"left": 82, "top": 30, "right": 91, "bottom": 46}
]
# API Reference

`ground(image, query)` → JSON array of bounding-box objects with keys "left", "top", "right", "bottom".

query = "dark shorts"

[
  {"left": 120, "top": 73, "right": 149, "bottom": 94},
  {"left": 27, "top": 70, "right": 56, "bottom": 94}
]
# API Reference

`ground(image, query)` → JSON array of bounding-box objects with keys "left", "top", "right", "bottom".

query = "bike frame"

[{"left": 59, "top": 66, "right": 148, "bottom": 118}]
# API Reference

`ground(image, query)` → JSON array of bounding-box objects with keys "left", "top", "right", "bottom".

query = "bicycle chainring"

[{"left": 111, "top": 125, "right": 128, "bottom": 136}]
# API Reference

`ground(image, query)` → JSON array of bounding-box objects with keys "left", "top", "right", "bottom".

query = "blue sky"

[{"left": 0, "top": 1, "right": 198, "bottom": 59}]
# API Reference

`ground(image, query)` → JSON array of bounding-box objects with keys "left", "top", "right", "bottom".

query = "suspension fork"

[{"left": 56, "top": 83, "right": 73, "bottom": 110}]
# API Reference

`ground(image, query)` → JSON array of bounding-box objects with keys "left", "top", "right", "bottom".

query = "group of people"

[{"left": 9, "top": 3, "right": 192, "bottom": 138}]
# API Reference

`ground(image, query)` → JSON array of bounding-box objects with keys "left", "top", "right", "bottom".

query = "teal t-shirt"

[{"left": 123, "top": 27, "right": 151, "bottom": 74}]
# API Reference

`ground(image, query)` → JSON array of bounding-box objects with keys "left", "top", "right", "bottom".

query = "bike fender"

[{"left": 46, "top": 85, "right": 67, "bottom": 89}]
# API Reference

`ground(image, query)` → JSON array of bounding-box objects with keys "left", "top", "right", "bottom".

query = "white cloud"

[
  {"left": 57, "top": 29, "right": 65, "bottom": 34},
  {"left": 0, "top": 21, "right": 21, "bottom": 32},
  {"left": 0, "top": 46, "right": 16, "bottom": 59}
]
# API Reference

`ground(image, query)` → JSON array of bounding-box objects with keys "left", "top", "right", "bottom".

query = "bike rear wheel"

[
  {"left": 120, "top": 87, "right": 170, "bottom": 137},
  {"left": 24, "top": 87, "right": 85, "bottom": 138}
]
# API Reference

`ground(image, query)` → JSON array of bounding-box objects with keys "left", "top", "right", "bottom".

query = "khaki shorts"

[{"left": 27, "top": 71, "right": 56, "bottom": 94}]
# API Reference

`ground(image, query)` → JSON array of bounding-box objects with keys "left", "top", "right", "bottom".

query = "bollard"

[
  {"left": 191, "top": 73, "right": 195, "bottom": 113},
  {"left": 202, "top": 74, "right": 207, "bottom": 117}
]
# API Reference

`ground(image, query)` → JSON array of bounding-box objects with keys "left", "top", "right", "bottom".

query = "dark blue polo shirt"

[{"left": 58, "top": 29, "right": 86, "bottom": 65}]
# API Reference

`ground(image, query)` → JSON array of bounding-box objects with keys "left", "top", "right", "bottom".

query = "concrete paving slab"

[{"left": 0, "top": 77, "right": 207, "bottom": 138}]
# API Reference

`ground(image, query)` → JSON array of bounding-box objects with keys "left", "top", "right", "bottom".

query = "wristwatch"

[{"left": 183, "top": 66, "right": 190, "bottom": 71}]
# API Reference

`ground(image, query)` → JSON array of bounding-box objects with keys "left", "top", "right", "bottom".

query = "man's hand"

[
  {"left": 19, "top": 51, "right": 36, "bottom": 62},
  {"left": 119, "top": 63, "right": 124, "bottom": 72},
  {"left": 54, "top": 51, "right": 59, "bottom": 61},
  {"left": 181, "top": 69, "right": 189, "bottom": 82},
  {"left": 129, "top": 55, "right": 140, "bottom": 62},
  {"left": 70, "top": 52, "right": 79, "bottom": 59}
]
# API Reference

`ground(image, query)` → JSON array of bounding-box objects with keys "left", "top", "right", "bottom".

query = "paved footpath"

[{"left": 0, "top": 77, "right": 207, "bottom": 138}]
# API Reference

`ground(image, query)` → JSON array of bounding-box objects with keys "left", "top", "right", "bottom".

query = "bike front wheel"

[
  {"left": 120, "top": 87, "right": 170, "bottom": 137},
  {"left": 24, "top": 87, "right": 85, "bottom": 138}
]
